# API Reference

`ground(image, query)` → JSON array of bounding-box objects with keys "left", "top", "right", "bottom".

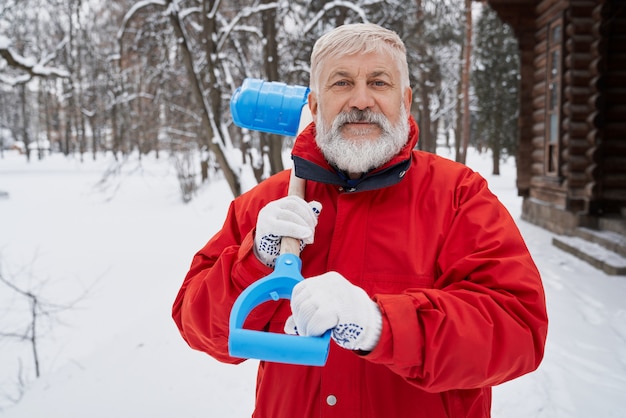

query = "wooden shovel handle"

[
  {"left": 280, "top": 170, "right": 306, "bottom": 256},
  {"left": 279, "top": 104, "right": 311, "bottom": 257}
]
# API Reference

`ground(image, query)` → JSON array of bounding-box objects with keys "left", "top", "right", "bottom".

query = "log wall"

[{"left": 489, "top": 0, "right": 626, "bottom": 234}]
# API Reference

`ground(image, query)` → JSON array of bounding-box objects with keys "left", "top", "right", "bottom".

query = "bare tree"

[
  {"left": 0, "top": 258, "right": 94, "bottom": 398},
  {"left": 0, "top": 33, "right": 69, "bottom": 161},
  {"left": 116, "top": 0, "right": 245, "bottom": 197},
  {"left": 259, "top": 0, "right": 285, "bottom": 180}
]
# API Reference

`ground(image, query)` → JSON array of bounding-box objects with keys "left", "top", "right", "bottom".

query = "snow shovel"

[{"left": 228, "top": 79, "right": 331, "bottom": 366}]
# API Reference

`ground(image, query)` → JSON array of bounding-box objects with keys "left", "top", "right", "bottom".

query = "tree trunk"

[
  {"left": 492, "top": 145, "right": 501, "bottom": 175},
  {"left": 169, "top": 0, "right": 241, "bottom": 197},
  {"left": 415, "top": 0, "right": 435, "bottom": 153},
  {"left": 460, "top": 0, "right": 472, "bottom": 165},
  {"left": 20, "top": 84, "right": 30, "bottom": 162},
  {"left": 420, "top": 86, "right": 433, "bottom": 152},
  {"left": 262, "top": 0, "right": 284, "bottom": 175},
  {"left": 455, "top": 41, "right": 463, "bottom": 162},
  {"left": 201, "top": 0, "right": 223, "bottom": 146},
  {"left": 111, "top": 89, "right": 119, "bottom": 160}
]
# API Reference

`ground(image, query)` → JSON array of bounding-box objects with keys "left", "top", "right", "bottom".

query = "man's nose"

[{"left": 348, "top": 83, "right": 375, "bottom": 111}]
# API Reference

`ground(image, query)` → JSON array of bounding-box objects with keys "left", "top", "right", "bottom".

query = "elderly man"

[{"left": 173, "top": 23, "right": 548, "bottom": 418}]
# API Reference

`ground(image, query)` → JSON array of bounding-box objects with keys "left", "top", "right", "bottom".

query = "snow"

[
  {"left": 1, "top": 148, "right": 625, "bottom": 417},
  {"left": 0, "top": 35, "right": 10, "bottom": 49},
  {"left": 553, "top": 235, "right": 626, "bottom": 275}
]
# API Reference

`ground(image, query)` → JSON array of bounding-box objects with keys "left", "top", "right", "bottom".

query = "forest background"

[{"left": 1, "top": 0, "right": 520, "bottom": 202}]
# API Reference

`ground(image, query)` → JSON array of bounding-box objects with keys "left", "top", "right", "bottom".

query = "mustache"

[{"left": 334, "top": 109, "right": 388, "bottom": 128}]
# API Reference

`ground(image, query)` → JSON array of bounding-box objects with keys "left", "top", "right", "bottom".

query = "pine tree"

[{"left": 472, "top": 4, "right": 520, "bottom": 175}]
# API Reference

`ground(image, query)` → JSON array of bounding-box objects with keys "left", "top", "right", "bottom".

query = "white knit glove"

[
  {"left": 254, "top": 196, "right": 322, "bottom": 268},
  {"left": 284, "top": 272, "right": 383, "bottom": 352}
]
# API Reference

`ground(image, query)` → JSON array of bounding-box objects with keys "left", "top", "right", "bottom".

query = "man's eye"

[
  {"left": 372, "top": 80, "right": 388, "bottom": 87},
  {"left": 334, "top": 80, "right": 349, "bottom": 87}
]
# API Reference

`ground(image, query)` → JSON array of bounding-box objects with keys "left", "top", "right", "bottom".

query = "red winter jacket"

[{"left": 172, "top": 117, "right": 548, "bottom": 418}]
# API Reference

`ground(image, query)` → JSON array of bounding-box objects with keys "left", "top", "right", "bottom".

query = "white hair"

[{"left": 310, "top": 23, "right": 410, "bottom": 93}]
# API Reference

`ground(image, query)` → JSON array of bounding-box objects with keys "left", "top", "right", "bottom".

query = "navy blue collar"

[{"left": 292, "top": 155, "right": 411, "bottom": 193}]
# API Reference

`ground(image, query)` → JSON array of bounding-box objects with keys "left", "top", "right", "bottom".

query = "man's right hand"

[{"left": 254, "top": 196, "right": 322, "bottom": 268}]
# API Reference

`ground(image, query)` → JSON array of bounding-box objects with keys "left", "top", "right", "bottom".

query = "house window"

[{"left": 545, "top": 19, "right": 562, "bottom": 176}]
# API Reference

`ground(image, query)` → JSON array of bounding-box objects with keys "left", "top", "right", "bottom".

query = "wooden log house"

[{"left": 485, "top": 0, "right": 626, "bottom": 274}]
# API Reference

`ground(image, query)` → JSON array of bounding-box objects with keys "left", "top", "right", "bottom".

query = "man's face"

[
  {"left": 309, "top": 50, "right": 411, "bottom": 141},
  {"left": 309, "top": 50, "right": 412, "bottom": 175}
]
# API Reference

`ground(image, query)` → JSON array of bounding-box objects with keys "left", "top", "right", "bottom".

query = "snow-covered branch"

[
  {"left": 116, "top": 0, "right": 168, "bottom": 43},
  {"left": 217, "top": 2, "right": 278, "bottom": 51},
  {"left": 0, "top": 35, "right": 69, "bottom": 85},
  {"left": 302, "top": 1, "right": 375, "bottom": 34}
]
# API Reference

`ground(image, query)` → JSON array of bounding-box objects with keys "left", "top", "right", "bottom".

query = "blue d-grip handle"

[
  {"left": 230, "top": 78, "right": 309, "bottom": 136},
  {"left": 228, "top": 253, "right": 331, "bottom": 366}
]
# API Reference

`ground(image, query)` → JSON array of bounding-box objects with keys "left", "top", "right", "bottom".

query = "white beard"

[{"left": 315, "top": 105, "right": 410, "bottom": 174}]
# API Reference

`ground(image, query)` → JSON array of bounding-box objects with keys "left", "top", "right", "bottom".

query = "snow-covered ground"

[{"left": 1, "top": 148, "right": 625, "bottom": 417}]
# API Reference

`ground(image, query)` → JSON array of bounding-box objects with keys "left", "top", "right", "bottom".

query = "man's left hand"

[{"left": 284, "top": 272, "right": 382, "bottom": 352}]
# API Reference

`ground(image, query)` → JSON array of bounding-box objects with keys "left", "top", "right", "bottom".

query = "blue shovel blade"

[
  {"left": 228, "top": 253, "right": 331, "bottom": 366},
  {"left": 230, "top": 78, "right": 309, "bottom": 137}
]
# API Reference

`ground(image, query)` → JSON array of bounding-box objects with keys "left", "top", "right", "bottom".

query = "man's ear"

[
  {"left": 308, "top": 92, "right": 318, "bottom": 118},
  {"left": 403, "top": 87, "right": 412, "bottom": 113}
]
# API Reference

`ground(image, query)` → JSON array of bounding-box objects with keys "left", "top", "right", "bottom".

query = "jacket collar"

[{"left": 291, "top": 116, "right": 420, "bottom": 192}]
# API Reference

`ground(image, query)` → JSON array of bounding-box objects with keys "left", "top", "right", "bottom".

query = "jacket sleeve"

[
  {"left": 172, "top": 189, "right": 280, "bottom": 364},
  {"left": 365, "top": 171, "right": 548, "bottom": 392}
]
